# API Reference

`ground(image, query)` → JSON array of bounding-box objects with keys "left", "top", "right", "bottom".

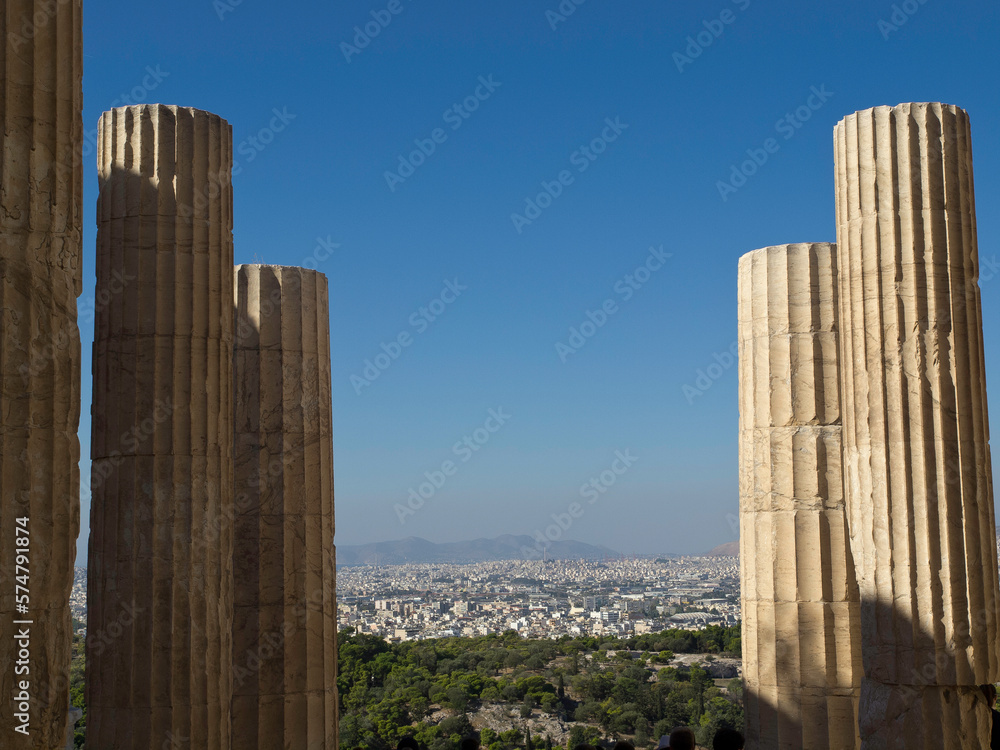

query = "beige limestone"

[
  {"left": 232, "top": 264, "right": 338, "bottom": 750},
  {"left": 834, "top": 102, "right": 1000, "bottom": 748},
  {"left": 88, "top": 105, "right": 234, "bottom": 750},
  {"left": 738, "top": 243, "right": 862, "bottom": 749},
  {"left": 0, "top": 1, "right": 83, "bottom": 747}
]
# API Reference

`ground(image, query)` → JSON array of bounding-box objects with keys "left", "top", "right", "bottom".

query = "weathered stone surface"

[
  {"left": 88, "top": 105, "right": 234, "bottom": 750},
  {"left": 0, "top": 0, "right": 84, "bottom": 288},
  {"left": 233, "top": 265, "right": 338, "bottom": 750},
  {"left": 0, "top": 1, "right": 83, "bottom": 746},
  {"left": 738, "top": 243, "right": 862, "bottom": 750},
  {"left": 835, "top": 102, "right": 1000, "bottom": 748}
]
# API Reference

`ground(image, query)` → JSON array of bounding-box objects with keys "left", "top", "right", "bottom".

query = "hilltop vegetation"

[
  {"left": 66, "top": 625, "right": 743, "bottom": 748},
  {"left": 337, "top": 626, "right": 743, "bottom": 749}
]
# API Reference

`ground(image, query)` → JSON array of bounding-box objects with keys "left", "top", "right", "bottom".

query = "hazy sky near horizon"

[{"left": 76, "top": 0, "right": 1000, "bottom": 562}]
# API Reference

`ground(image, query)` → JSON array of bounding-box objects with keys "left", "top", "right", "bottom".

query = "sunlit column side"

[
  {"left": 738, "top": 243, "right": 862, "bottom": 750},
  {"left": 834, "top": 102, "right": 1000, "bottom": 748}
]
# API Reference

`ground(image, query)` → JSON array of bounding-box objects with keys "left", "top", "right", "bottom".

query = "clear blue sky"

[{"left": 76, "top": 0, "right": 1000, "bottom": 562}]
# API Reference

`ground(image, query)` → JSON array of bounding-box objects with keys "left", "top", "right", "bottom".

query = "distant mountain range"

[
  {"left": 703, "top": 541, "right": 739, "bottom": 557},
  {"left": 336, "top": 535, "right": 619, "bottom": 566}
]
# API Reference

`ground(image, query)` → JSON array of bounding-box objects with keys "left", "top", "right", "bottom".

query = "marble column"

[
  {"left": 835, "top": 102, "right": 1000, "bottom": 747},
  {"left": 738, "top": 243, "right": 862, "bottom": 749},
  {"left": 233, "top": 264, "right": 338, "bottom": 749},
  {"left": 88, "top": 105, "right": 234, "bottom": 750},
  {"left": 0, "top": 0, "right": 83, "bottom": 746}
]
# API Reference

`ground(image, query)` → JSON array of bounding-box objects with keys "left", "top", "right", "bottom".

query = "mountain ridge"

[{"left": 703, "top": 540, "right": 739, "bottom": 557}]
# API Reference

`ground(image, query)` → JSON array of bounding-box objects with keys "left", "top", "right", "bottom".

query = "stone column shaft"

[
  {"left": 87, "top": 104, "right": 234, "bottom": 750},
  {"left": 0, "top": 1, "right": 83, "bottom": 747},
  {"left": 738, "top": 243, "right": 862, "bottom": 750},
  {"left": 233, "top": 265, "right": 338, "bottom": 750},
  {"left": 834, "top": 102, "right": 1000, "bottom": 748}
]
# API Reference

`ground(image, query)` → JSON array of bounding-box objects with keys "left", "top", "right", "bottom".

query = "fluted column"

[
  {"left": 233, "top": 265, "right": 338, "bottom": 750},
  {"left": 738, "top": 243, "right": 862, "bottom": 750},
  {"left": 835, "top": 102, "right": 1000, "bottom": 748},
  {"left": 88, "top": 105, "right": 234, "bottom": 750},
  {"left": 0, "top": 1, "right": 83, "bottom": 747}
]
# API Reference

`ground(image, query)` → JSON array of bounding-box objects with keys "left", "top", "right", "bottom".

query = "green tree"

[
  {"left": 333, "top": 627, "right": 747, "bottom": 750},
  {"left": 447, "top": 685, "right": 470, "bottom": 712},
  {"left": 410, "top": 696, "right": 430, "bottom": 718},
  {"left": 696, "top": 695, "right": 745, "bottom": 747},
  {"left": 69, "top": 632, "right": 86, "bottom": 747},
  {"left": 567, "top": 726, "right": 587, "bottom": 750},
  {"left": 520, "top": 694, "right": 535, "bottom": 718},
  {"left": 689, "top": 665, "right": 712, "bottom": 722},
  {"left": 539, "top": 693, "right": 558, "bottom": 713},
  {"left": 634, "top": 724, "right": 651, "bottom": 748},
  {"left": 439, "top": 714, "right": 475, "bottom": 738}
]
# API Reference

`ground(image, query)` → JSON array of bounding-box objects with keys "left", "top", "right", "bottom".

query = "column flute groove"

[
  {"left": 233, "top": 264, "right": 338, "bottom": 750},
  {"left": 0, "top": 1, "right": 83, "bottom": 746},
  {"left": 88, "top": 104, "right": 234, "bottom": 750},
  {"left": 738, "top": 242, "right": 862, "bottom": 750},
  {"left": 834, "top": 102, "right": 999, "bottom": 748}
]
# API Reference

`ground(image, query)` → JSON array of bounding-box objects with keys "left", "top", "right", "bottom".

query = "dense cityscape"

[
  {"left": 71, "top": 554, "right": 741, "bottom": 639},
  {"left": 337, "top": 556, "right": 740, "bottom": 642}
]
